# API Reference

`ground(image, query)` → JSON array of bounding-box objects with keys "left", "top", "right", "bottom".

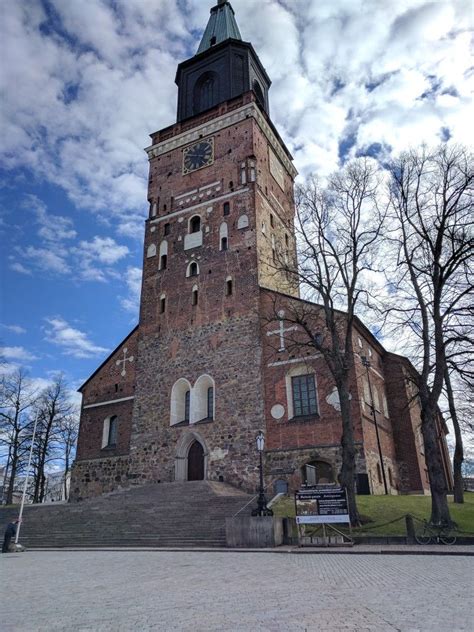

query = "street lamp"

[
  {"left": 251, "top": 431, "right": 273, "bottom": 517},
  {"left": 361, "top": 356, "right": 388, "bottom": 495}
]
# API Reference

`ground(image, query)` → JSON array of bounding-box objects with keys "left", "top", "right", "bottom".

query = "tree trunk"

[
  {"left": 421, "top": 406, "right": 452, "bottom": 525},
  {"left": 337, "top": 384, "right": 360, "bottom": 526},
  {"left": 1, "top": 443, "right": 12, "bottom": 503},
  {"left": 64, "top": 450, "right": 70, "bottom": 500},
  {"left": 444, "top": 368, "right": 463, "bottom": 503},
  {"left": 6, "top": 429, "right": 20, "bottom": 505},
  {"left": 39, "top": 471, "right": 47, "bottom": 503}
]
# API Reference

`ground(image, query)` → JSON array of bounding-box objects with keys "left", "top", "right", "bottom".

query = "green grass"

[{"left": 272, "top": 492, "right": 474, "bottom": 536}]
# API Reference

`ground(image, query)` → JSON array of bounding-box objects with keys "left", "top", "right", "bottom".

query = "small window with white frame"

[
  {"left": 101, "top": 415, "right": 118, "bottom": 449},
  {"left": 286, "top": 366, "right": 319, "bottom": 420}
]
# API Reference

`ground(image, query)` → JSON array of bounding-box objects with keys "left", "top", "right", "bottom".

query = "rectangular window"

[
  {"left": 164, "top": 223, "right": 170, "bottom": 236},
  {"left": 192, "top": 289, "right": 198, "bottom": 306},
  {"left": 226, "top": 279, "right": 233, "bottom": 296},
  {"left": 270, "top": 213, "right": 274, "bottom": 228},
  {"left": 160, "top": 297, "right": 166, "bottom": 313},
  {"left": 207, "top": 387, "right": 214, "bottom": 419},
  {"left": 240, "top": 163, "right": 247, "bottom": 185},
  {"left": 249, "top": 162, "right": 256, "bottom": 182},
  {"left": 223, "top": 202, "right": 230, "bottom": 216},
  {"left": 292, "top": 375, "right": 318, "bottom": 417}
]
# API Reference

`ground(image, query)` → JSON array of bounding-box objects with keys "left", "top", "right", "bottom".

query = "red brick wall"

[
  {"left": 384, "top": 354, "right": 427, "bottom": 492},
  {"left": 75, "top": 328, "right": 138, "bottom": 462}
]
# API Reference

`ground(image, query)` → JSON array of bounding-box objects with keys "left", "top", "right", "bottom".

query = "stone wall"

[
  {"left": 70, "top": 455, "right": 131, "bottom": 501},
  {"left": 127, "top": 312, "right": 266, "bottom": 493}
]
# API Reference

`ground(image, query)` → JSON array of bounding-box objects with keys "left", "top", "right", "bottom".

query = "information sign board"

[{"left": 295, "top": 484, "right": 350, "bottom": 524}]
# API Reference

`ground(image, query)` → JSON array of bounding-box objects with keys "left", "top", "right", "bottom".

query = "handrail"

[{"left": 232, "top": 477, "right": 284, "bottom": 517}]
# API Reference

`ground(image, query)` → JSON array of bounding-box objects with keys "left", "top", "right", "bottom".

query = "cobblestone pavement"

[{"left": 2, "top": 551, "right": 472, "bottom": 631}]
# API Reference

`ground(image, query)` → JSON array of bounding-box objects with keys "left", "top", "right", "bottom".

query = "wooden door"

[{"left": 187, "top": 441, "right": 204, "bottom": 481}]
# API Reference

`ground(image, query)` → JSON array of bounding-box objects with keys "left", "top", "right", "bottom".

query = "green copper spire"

[{"left": 196, "top": 0, "right": 242, "bottom": 55}]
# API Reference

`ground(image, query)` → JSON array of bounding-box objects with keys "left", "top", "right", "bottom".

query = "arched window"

[
  {"left": 147, "top": 244, "right": 156, "bottom": 258},
  {"left": 170, "top": 378, "right": 192, "bottom": 425},
  {"left": 101, "top": 415, "right": 118, "bottom": 449},
  {"left": 377, "top": 462, "right": 382, "bottom": 484},
  {"left": 159, "top": 240, "right": 168, "bottom": 270},
  {"left": 184, "top": 390, "right": 190, "bottom": 422},
  {"left": 193, "top": 71, "right": 219, "bottom": 114},
  {"left": 253, "top": 80, "right": 265, "bottom": 108},
  {"left": 237, "top": 214, "right": 249, "bottom": 230},
  {"left": 189, "top": 215, "right": 201, "bottom": 234},
  {"left": 219, "top": 222, "right": 228, "bottom": 251},
  {"left": 207, "top": 387, "right": 214, "bottom": 419},
  {"left": 192, "top": 285, "right": 198, "bottom": 306},
  {"left": 301, "top": 461, "right": 334, "bottom": 486},
  {"left": 160, "top": 293, "right": 166, "bottom": 314},
  {"left": 193, "top": 375, "right": 215, "bottom": 422},
  {"left": 226, "top": 276, "right": 233, "bottom": 296},
  {"left": 187, "top": 261, "right": 199, "bottom": 277}
]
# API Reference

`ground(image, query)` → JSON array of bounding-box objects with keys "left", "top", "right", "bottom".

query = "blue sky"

[{"left": 1, "top": 0, "right": 472, "bottom": 399}]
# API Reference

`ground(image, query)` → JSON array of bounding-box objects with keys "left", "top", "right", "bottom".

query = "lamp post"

[
  {"left": 251, "top": 431, "right": 273, "bottom": 516},
  {"left": 361, "top": 356, "right": 388, "bottom": 495}
]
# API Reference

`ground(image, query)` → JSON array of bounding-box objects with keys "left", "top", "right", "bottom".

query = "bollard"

[{"left": 405, "top": 514, "right": 416, "bottom": 544}]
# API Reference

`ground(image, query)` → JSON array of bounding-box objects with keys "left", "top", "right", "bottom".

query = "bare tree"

[
  {"left": 0, "top": 369, "right": 37, "bottom": 504},
  {"left": 57, "top": 412, "right": 79, "bottom": 499},
  {"left": 31, "top": 375, "right": 75, "bottom": 503},
  {"left": 385, "top": 144, "right": 473, "bottom": 524},
  {"left": 268, "top": 158, "right": 384, "bottom": 525}
]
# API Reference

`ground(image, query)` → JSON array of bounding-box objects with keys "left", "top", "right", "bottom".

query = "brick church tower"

[{"left": 71, "top": 0, "right": 452, "bottom": 500}]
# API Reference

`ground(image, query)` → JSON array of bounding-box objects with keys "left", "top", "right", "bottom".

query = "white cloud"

[
  {"left": 0, "top": 346, "right": 38, "bottom": 362},
  {"left": 22, "top": 245, "right": 71, "bottom": 275},
  {"left": 120, "top": 266, "right": 142, "bottom": 314},
  {"left": 75, "top": 236, "right": 129, "bottom": 265},
  {"left": 1, "top": 324, "right": 26, "bottom": 335},
  {"left": 44, "top": 317, "right": 109, "bottom": 359},
  {"left": 2, "top": 0, "right": 471, "bottom": 204},
  {"left": 9, "top": 261, "right": 32, "bottom": 275}
]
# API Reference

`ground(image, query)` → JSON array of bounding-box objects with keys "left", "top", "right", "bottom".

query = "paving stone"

[{"left": 2, "top": 552, "right": 472, "bottom": 631}]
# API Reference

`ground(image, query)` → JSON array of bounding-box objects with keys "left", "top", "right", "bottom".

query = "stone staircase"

[{"left": 0, "top": 481, "right": 254, "bottom": 549}]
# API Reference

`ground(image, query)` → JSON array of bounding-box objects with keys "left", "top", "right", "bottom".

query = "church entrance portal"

[{"left": 187, "top": 440, "right": 205, "bottom": 481}]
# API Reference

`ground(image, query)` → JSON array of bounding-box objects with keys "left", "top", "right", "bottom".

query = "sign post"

[{"left": 295, "top": 484, "right": 353, "bottom": 547}]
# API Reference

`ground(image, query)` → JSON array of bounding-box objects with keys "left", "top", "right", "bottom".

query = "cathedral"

[{"left": 70, "top": 0, "right": 452, "bottom": 501}]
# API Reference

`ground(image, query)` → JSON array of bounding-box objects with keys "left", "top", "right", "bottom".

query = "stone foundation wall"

[
  {"left": 265, "top": 444, "right": 367, "bottom": 493},
  {"left": 69, "top": 455, "right": 131, "bottom": 501}
]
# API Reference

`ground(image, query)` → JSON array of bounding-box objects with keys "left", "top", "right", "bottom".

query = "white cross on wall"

[
  {"left": 266, "top": 310, "right": 298, "bottom": 352},
  {"left": 116, "top": 347, "right": 134, "bottom": 377}
]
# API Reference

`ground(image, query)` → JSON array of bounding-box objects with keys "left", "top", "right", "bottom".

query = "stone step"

[{"left": 1, "top": 480, "right": 253, "bottom": 549}]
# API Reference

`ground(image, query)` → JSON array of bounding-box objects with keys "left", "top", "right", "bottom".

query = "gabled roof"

[{"left": 196, "top": 0, "right": 242, "bottom": 55}]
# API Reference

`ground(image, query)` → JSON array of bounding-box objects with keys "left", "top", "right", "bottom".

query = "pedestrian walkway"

[{"left": 3, "top": 550, "right": 472, "bottom": 631}]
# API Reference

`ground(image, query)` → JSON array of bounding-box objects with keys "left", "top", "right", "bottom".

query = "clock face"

[{"left": 183, "top": 138, "right": 214, "bottom": 174}]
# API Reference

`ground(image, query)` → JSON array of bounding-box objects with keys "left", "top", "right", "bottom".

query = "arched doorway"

[
  {"left": 174, "top": 432, "right": 208, "bottom": 482},
  {"left": 187, "top": 441, "right": 204, "bottom": 481},
  {"left": 301, "top": 461, "right": 335, "bottom": 486}
]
